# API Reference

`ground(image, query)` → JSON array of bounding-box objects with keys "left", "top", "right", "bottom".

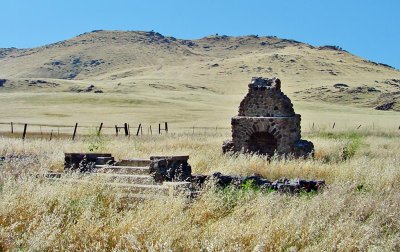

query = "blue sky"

[{"left": 1, "top": 0, "right": 399, "bottom": 69}]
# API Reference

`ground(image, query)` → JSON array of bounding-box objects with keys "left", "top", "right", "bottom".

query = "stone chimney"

[{"left": 222, "top": 77, "right": 314, "bottom": 157}]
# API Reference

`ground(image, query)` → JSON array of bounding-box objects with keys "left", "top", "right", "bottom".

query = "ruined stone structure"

[
  {"left": 222, "top": 77, "right": 314, "bottom": 157},
  {"left": 149, "top": 155, "right": 192, "bottom": 182}
]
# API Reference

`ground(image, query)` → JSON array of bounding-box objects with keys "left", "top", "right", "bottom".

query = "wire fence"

[{"left": 0, "top": 121, "right": 399, "bottom": 141}]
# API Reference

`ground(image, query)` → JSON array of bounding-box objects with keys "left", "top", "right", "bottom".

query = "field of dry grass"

[{"left": 1, "top": 129, "right": 399, "bottom": 251}]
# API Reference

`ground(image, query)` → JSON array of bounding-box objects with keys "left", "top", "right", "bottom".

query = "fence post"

[
  {"left": 357, "top": 124, "right": 362, "bottom": 130},
  {"left": 149, "top": 125, "right": 152, "bottom": 135},
  {"left": 136, "top": 123, "right": 142, "bottom": 136},
  {"left": 98, "top": 123, "right": 103, "bottom": 135},
  {"left": 158, "top": 123, "right": 161, "bottom": 134},
  {"left": 11, "top": 122, "right": 13, "bottom": 134},
  {"left": 49, "top": 129, "right": 53, "bottom": 141},
  {"left": 22, "top": 124, "right": 27, "bottom": 140},
  {"left": 115, "top": 125, "right": 118, "bottom": 136},
  {"left": 165, "top": 122, "right": 168, "bottom": 133},
  {"left": 124, "top": 123, "right": 129, "bottom": 136},
  {"left": 332, "top": 122, "right": 335, "bottom": 129},
  {"left": 72, "top": 123, "right": 78, "bottom": 140}
]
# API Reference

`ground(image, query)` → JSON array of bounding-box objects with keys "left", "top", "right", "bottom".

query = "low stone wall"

[
  {"left": 192, "top": 172, "right": 325, "bottom": 193},
  {"left": 64, "top": 153, "right": 114, "bottom": 172},
  {"left": 149, "top": 156, "right": 192, "bottom": 182}
]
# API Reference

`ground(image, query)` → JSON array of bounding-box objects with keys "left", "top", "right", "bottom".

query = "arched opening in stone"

[{"left": 248, "top": 131, "right": 277, "bottom": 156}]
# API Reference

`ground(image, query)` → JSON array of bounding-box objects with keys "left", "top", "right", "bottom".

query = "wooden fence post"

[
  {"left": 158, "top": 123, "right": 161, "bottom": 134},
  {"left": 49, "top": 130, "right": 53, "bottom": 141},
  {"left": 98, "top": 123, "right": 103, "bottom": 135},
  {"left": 22, "top": 124, "right": 27, "bottom": 140},
  {"left": 149, "top": 125, "right": 152, "bottom": 135},
  {"left": 72, "top": 123, "right": 78, "bottom": 140},
  {"left": 115, "top": 125, "right": 118, "bottom": 136},
  {"left": 11, "top": 122, "right": 13, "bottom": 134},
  {"left": 136, "top": 123, "right": 142, "bottom": 136},
  {"left": 332, "top": 122, "right": 335, "bottom": 129},
  {"left": 165, "top": 122, "right": 168, "bottom": 133},
  {"left": 124, "top": 123, "right": 129, "bottom": 136}
]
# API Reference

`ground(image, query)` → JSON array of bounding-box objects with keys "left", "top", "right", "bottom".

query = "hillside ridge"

[{"left": 0, "top": 30, "right": 399, "bottom": 126}]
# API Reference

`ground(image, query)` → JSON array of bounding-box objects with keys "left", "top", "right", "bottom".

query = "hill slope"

[{"left": 0, "top": 30, "right": 399, "bottom": 130}]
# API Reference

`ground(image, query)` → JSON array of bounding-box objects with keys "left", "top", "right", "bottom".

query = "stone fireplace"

[{"left": 222, "top": 77, "right": 314, "bottom": 157}]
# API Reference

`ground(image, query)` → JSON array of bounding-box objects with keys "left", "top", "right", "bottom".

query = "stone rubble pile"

[{"left": 191, "top": 172, "right": 325, "bottom": 193}]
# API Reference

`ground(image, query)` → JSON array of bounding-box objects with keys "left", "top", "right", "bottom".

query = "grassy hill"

[{"left": 0, "top": 30, "right": 399, "bottom": 131}]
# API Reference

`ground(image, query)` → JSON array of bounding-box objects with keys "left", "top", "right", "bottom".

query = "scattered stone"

[
  {"left": 71, "top": 57, "right": 81, "bottom": 65},
  {"left": 375, "top": 102, "right": 395, "bottom": 111},
  {"left": 333, "top": 83, "right": 349, "bottom": 88},
  {"left": 199, "top": 172, "right": 325, "bottom": 193},
  {"left": 50, "top": 60, "right": 65, "bottom": 66},
  {"left": 222, "top": 77, "right": 314, "bottom": 158},
  {"left": 88, "top": 59, "right": 104, "bottom": 66},
  {"left": 383, "top": 79, "right": 400, "bottom": 88},
  {"left": 367, "top": 87, "right": 380, "bottom": 92},
  {"left": 318, "top": 45, "right": 344, "bottom": 51},
  {"left": 28, "top": 79, "right": 47, "bottom": 85},
  {"left": 70, "top": 84, "right": 104, "bottom": 93},
  {"left": 210, "top": 63, "right": 219, "bottom": 67},
  {"left": 364, "top": 60, "right": 395, "bottom": 69}
]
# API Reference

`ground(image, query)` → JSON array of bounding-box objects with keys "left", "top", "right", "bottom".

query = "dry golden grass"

[{"left": 1, "top": 129, "right": 400, "bottom": 251}]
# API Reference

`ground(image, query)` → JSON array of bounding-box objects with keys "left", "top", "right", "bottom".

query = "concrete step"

[
  {"left": 117, "top": 159, "right": 151, "bottom": 167},
  {"left": 93, "top": 173, "right": 154, "bottom": 184},
  {"left": 95, "top": 165, "right": 150, "bottom": 175},
  {"left": 48, "top": 177, "right": 168, "bottom": 194},
  {"left": 117, "top": 192, "right": 170, "bottom": 200}
]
